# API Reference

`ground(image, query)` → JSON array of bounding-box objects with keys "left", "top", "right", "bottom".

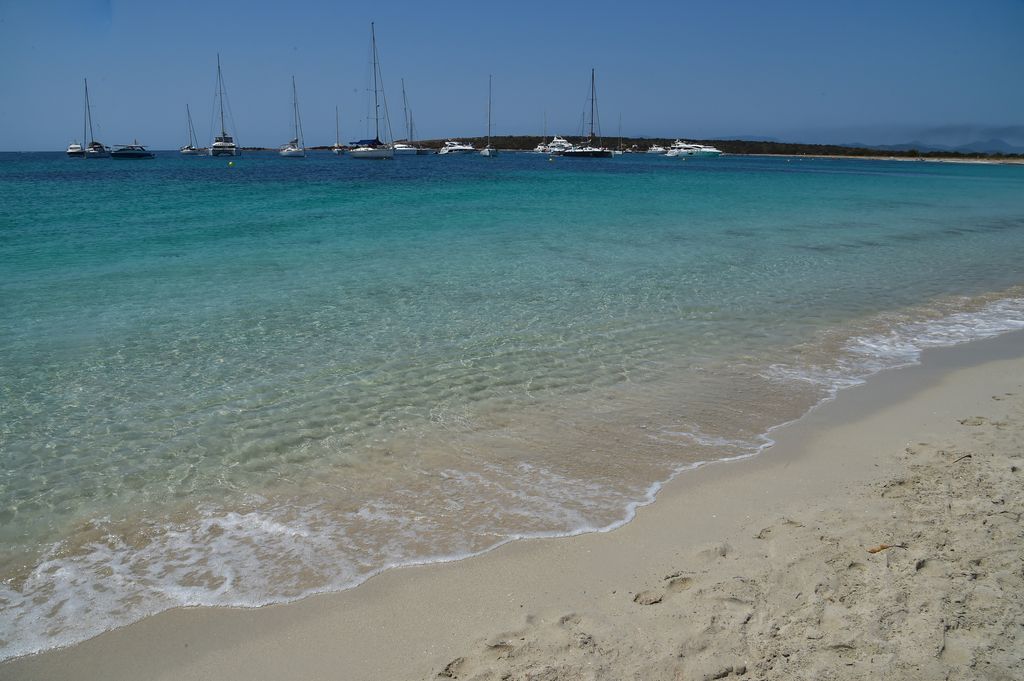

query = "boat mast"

[
  {"left": 82, "top": 79, "right": 88, "bottom": 145},
  {"left": 371, "top": 22, "right": 380, "bottom": 142},
  {"left": 401, "top": 78, "right": 411, "bottom": 142},
  {"left": 486, "top": 74, "right": 492, "bottom": 147},
  {"left": 217, "top": 54, "right": 227, "bottom": 138},
  {"left": 589, "top": 68, "right": 596, "bottom": 142},
  {"left": 335, "top": 106, "right": 340, "bottom": 147},
  {"left": 186, "top": 104, "right": 198, "bottom": 147},
  {"left": 291, "top": 75, "right": 303, "bottom": 146},
  {"left": 85, "top": 78, "right": 95, "bottom": 144}
]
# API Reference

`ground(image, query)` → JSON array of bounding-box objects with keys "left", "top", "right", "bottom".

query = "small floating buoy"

[
  {"left": 548, "top": 156, "right": 555, "bottom": 162},
  {"left": 228, "top": 161, "right": 234, "bottom": 167}
]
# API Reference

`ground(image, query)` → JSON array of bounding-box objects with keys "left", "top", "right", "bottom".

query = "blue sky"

[{"left": 1, "top": 0, "right": 1022, "bottom": 151}]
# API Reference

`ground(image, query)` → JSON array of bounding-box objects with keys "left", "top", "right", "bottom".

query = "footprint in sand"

[
  {"left": 633, "top": 572, "right": 696, "bottom": 605},
  {"left": 958, "top": 416, "right": 988, "bottom": 426}
]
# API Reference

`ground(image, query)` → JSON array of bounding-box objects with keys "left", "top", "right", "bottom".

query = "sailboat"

[
  {"left": 279, "top": 76, "right": 305, "bottom": 157},
  {"left": 78, "top": 79, "right": 109, "bottom": 158},
  {"left": 180, "top": 104, "right": 203, "bottom": 155},
  {"left": 480, "top": 74, "right": 498, "bottom": 157},
  {"left": 209, "top": 54, "right": 240, "bottom": 157},
  {"left": 562, "top": 69, "right": 613, "bottom": 158},
  {"left": 349, "top": 22, "right": 394, "bottom": 160},
  {"left": 393, "top": 79, "right": 421, "bottom": 155},
  {"left": 331, "top": 107, "right": 345, "bottom": 155}
]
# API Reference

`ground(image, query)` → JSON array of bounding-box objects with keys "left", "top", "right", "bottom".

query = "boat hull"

[
  {"left": 210, "top": 146, "right": 241, "bottom": 157},
  {"left": 179, "top": 147, "right": 203, "bottom": 156},
  {"left": 349, "top": 147, "right": 394, "bottom": 159},
  {"left": 480, "top": 147, "right": 498, "bottom": 157},
  {"left": 279, "top": 148, "right": 305, "bottom": 157},
  {"left": 66, "top": 150, "right": 85, "bottom": 158},
  {"left": 393, "top": 146, "right": 419, "bottom": 155},
  {"left": 438, "top": 148, "right": 475, "bottom": 155},
  {"left": 562, "top": 149, "right": 613, "bottom": 158},
  {"left": 111, "top": 151, "right": 155, "bottom": 159}
]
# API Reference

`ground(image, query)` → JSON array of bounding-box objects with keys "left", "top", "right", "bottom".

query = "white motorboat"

[
  {"left": 646, "top": 145, "right": 666, "bottom": 154},
  {"left": 209, "top": 54, "right": 240, "bottom": 157},
  {"left": 665, "top": 140, "right": 697, "bottom": 157},
  {"left": 693, "top": 143, "right": 723, "bottom": 156},
  {"left": 66, "top": 141, "right": 84, "bottom": 158},
  {"left": 438, "top": 140, "right": 476, "bottom": 154},
  {"left": 279, "top": 76, "right": 305, "bottom": 157},
  {"left": 537, "top": 135, "right": 572, "bottom": 154},
  {"left": 393, "top": 142, "right": 419, "bottom": 155},
  {"left": 180, "top": 104, "right": 203, "bottom": 155},
  {"left": 349, "top": 23, "right": 394, "bottom": 160}
]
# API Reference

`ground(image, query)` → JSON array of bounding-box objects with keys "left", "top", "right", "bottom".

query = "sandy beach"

[{"left": 5, "top": 331, "right": 1023, "bottom": 680}]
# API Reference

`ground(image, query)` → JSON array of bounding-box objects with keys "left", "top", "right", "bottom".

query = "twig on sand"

[
  {"left": 951, "top": 453, "right": 973, "bottom": 463},
  {"left": 866, "top": 543, "right": 908, "bottom": 554}
]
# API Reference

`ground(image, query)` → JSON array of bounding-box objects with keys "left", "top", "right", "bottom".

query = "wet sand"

[{"left": 4, "top": 331, "right": 1023, "bottom": 681}]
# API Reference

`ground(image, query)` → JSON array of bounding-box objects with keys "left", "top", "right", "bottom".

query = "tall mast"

[
  {"left": 186, "top": 104, "right": 196, "bottom": 147},
  {"left": 85, "top": 78, "right": 95, "bottom": 144},
  {"left": 335, "top": 106, "right": 340, "bottom": 146},
  {"left": 486, "top": 74, "right": 492, "bottom": 146},
  {"left": 217, "top": 54, "right": 227, "bottom": 137},
  {"left": 590, "top": 68, "right": 596, "bottom": 141},
  {"left": 291, "top": 75, "right": 301, "bottom": 145},
  {"left": 371, "top": 22, "right": 380, "bottom": 141},
  {"left": 401, "top": 78, "right": 411, "bottom": 141},
  {"left": 82, "top": 79, "right": 88, "bottom": 145}
]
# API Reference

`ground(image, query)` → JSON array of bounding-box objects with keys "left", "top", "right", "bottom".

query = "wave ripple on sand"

[{"left": 434, "top": 393, "right": 1024, "bottom": 681}]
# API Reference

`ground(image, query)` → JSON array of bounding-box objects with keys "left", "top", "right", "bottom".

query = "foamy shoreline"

[{"left": 5, "top": 328, "right": 1022, "bottom": 679}]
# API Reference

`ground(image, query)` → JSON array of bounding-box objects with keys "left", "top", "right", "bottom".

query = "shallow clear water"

[{"left": 1, "top": 151, "right": 1023, "bottom": 658}]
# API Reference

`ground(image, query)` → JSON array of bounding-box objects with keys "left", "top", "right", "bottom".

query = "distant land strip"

[{"left": 301, "top": 136, "right": 1024, "bottom": 160}]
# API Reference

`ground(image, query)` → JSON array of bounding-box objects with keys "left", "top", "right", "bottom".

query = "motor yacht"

[
  {"left": 438, "top": 140, "right": 476, "bottom": 154},
  {"left": 111, "top": 141, "right": 155, "bottom": 159}
]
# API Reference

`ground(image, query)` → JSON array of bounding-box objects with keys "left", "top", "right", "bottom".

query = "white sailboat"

[
  {"left": 562, "top": 69, "right": 613, "bottom": 158},
  {"left": 393, "top": 79, "right": 421, "bottom": 155},
  {"left": 480, "top": 74, "right": 498, "bottom": 157},
  {"left": 209, "top": 54, "right": 240, "bottom": 157},
  {"left": 180, "top": 104, "right": 203, "bottom": 155},
  {"left": 81, "top": 79, "right": 109, "bottom": 158},
  {"left": 349, "top": 22, "right": 394, "bottom": 160},
  {"left": 331, "top": 107, "right": 345, "bottom": 155},
  {"left": 279, "top": 76, "right": 305, "bottom": 157}
]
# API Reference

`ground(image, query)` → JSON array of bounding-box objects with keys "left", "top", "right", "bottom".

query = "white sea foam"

[{"left": 3, "top": 295, "right": 1023, "bottom": 663}]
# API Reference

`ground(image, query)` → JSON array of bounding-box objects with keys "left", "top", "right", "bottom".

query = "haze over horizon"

[{"left": 1, "top": 0, "right": 1021, "bottom": 152}]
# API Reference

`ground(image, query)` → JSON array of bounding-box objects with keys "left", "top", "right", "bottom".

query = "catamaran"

[
  {"left": 180, "top": 104, "right": 203, "bottom": 155},
  {"left": 480, "top": 74, "right": 498, "bottom": 157},
  {"left": 562, "top": 69, "right": 612, "bottom": 158},
  {"left": 279, "top": 76, "right": 305, "bottom": 157},
  {"left": 209, "top": 54, "right": 240, "bottom": 157},
  {"left": 349, "top": 23, "right": 394, "bottom": 160}
]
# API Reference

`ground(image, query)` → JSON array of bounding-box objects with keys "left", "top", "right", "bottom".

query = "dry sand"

[{"left": 4, "top": 332, "right": 1023, "bottom": 681}]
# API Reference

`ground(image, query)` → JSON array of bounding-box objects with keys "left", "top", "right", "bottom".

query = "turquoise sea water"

[{"left": 2, "top": 151, "right": 1023, "bottom": 658}]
